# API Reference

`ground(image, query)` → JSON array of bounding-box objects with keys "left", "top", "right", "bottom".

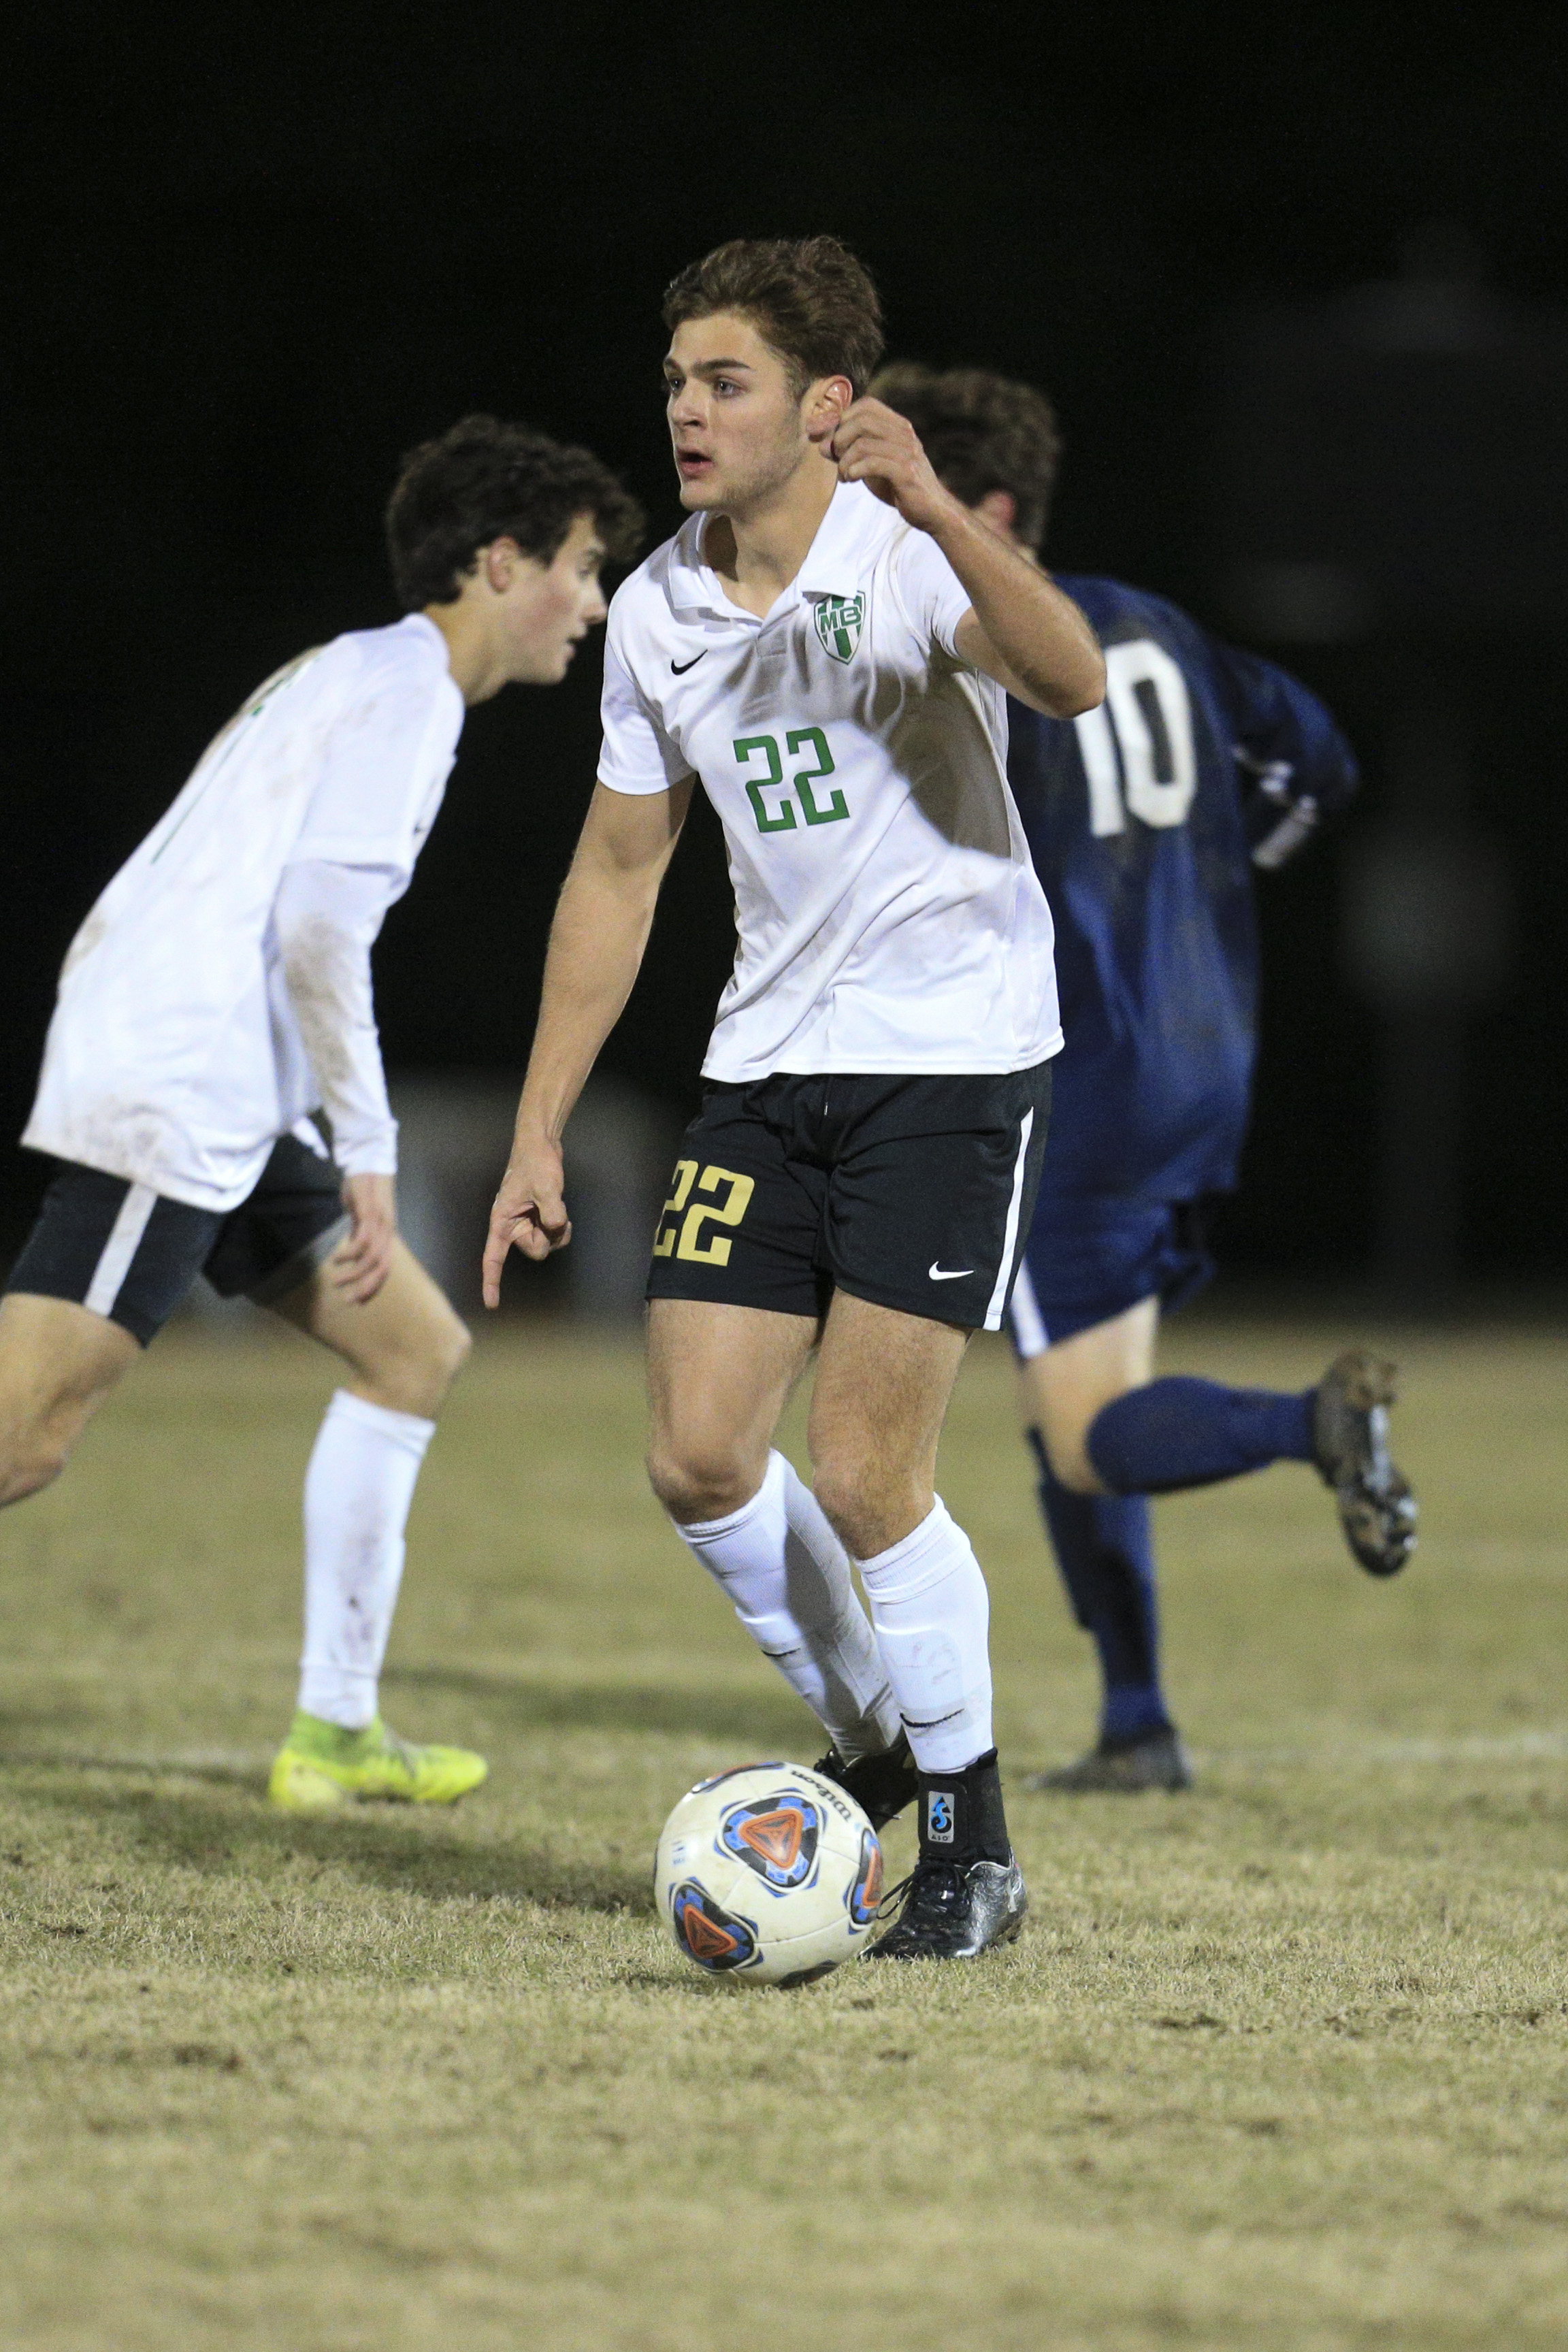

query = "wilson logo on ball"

[
  {"left": 721, "top": 1793, "right": 822, "bottom": 1890},
  {"left": 689, "top": 1761, "right": 787, "bottom": 1797},
  {"left": 670, "top": 1881, "right": 759, "bottom": 1971}
]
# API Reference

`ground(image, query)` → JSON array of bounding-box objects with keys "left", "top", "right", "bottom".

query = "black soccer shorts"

[
  {"left": 4, "top": 1129, "right": 351, "bottom": 1347},
  {"left": 644, "top": 1064, "right": 1053, "bottom": 1333}
]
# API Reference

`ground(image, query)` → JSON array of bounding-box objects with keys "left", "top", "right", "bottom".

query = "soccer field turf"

[{"left": 1, "top": 1315, "right": 1565, "bottom": 2351}]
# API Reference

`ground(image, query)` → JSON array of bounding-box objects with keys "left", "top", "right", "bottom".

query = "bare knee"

[
  {"left": 431, "top": 1307, "right": 472, "bottom": 1392},
  {"left": 0, "top": 1441, "right": 69, "bottom": 1509},
  {"left": 1020, "top": 1301, "right": 1157, "bottom": 1499},
  {"left": 357, "top": 1302, "right": 471, "bottom": 1419},
  {"left": 0, "top": 1373, "right": 84, "bottom": 1503},
  {"left": 813, "top": 1453, "right": 929, "bottom": 1561},
  {"left": 0, "top": 1294, "right": 135, "bottom": 1503},
  {"left": 1041, "top": 1426, "right": 1105, "bottom": 1496},
  {"left": 1025, "top": 1373, "right": 1122, "bottom": 1494},
  {"left": 403, "top": 1303, "right": 471, "bottom": 1414},
  {"left": 647, "top": 1436, "right": 760, "bottom": 1527}
]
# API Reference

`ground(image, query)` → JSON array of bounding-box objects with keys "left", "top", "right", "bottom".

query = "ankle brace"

[{"left": 917, "top": 1748, "right": 1011, "bottom": 1865}]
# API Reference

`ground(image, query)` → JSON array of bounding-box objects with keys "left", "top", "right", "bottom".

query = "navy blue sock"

[
  {"left": 1086, "top": 1377, "right": 1317, "bottom": 1497},
  {"left": 1028, "top": 1430, "right": 1171, "bottom": 1744}
]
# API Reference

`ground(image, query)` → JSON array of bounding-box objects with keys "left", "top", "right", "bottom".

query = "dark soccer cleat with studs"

[
  {"left": 865, "top": 1855, "right": 1028, "bottom": 1961},
  {"left": 1313, "top": 1349, "right": 1418, "bottom": 1577},
  {"left": 813, "top": 1730, "right": 920, "bottom": 1831},
  {"left": 1025, "top": 1725, "right": 1194, "bottom": 1793},
  {"left": 863, "top": 1750, "right": 1028, "bottom": 1962}
]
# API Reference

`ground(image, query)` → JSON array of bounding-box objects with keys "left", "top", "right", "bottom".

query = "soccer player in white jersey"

[
  {"left": 484, "top": 238, "right": 1105, "bottom": 1961},
  {"left": 1, "top": 415, "right": 641, "bottom": 1812}
]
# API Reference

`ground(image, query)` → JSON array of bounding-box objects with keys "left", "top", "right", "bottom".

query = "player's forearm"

[
  {"left": 274, "top": 867, "right": 398, "bottom": 1174},
  {"left": 932, "top": 503, "right": 1105, "bottom": 717},
  {"left": 279, "top": 951, "right": 397, "bottom": 1171},
  {"left": 512, "top": 782, "right": 689, "bottom": 1148},
  {"left": 511, "top": 862, "right": 658, "bottom": 1147}
]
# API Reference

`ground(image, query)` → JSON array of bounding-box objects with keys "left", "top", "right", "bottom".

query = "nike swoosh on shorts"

[{"left": 928, "top": 1264, "right": 975, "bottom": 1281}]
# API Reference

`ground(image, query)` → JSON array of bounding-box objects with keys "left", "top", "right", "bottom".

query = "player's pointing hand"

[
  {"left": 482, "top": 1138, "right": 572, "bottom": 1308},
  {"left": 830, "top": 398, "right": 957, "bottom": 535}
]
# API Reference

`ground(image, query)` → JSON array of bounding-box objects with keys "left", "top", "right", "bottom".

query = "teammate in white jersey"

[
  {"left": 2, "top": 415, "right": 640, "bottom": 1812},
  {"left": 484, "top": 239, "right": 1105, "bottom": 1961}
]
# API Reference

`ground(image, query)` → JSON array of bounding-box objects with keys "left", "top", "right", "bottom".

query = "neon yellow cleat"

[{"left": 268, "top": 1712, "right": 488, "bottom": 1813}]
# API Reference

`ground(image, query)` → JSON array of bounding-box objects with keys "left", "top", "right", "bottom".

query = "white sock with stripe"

[
  {"left": 677, "top": 1450, "right": 901, "bottom": 1761},
  {"left": 856, "top": 1500, "right": 994, "bottom": 1773},
  {"left": 296, "top": 1390, "right": 435, "bottom": 1730}
]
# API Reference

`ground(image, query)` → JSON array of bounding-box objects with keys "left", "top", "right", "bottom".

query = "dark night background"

[{"left": 5, "top": 3, "right": 1565, "bottom": 1291}]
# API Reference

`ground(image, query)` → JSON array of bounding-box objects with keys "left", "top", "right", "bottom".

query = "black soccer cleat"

[
  {"left": 1024, "top": 1727, "right": 1194, "bottom": 1793},
  {"left": 813, "top": 1731, "right": 919, "bottom": 1831},
  {"left": 863, "top": 1854, "right": 1028, "bottom": 1962},
  {"left": 1313, "top": 1348, "right": 1418, "bottom": 1577}
]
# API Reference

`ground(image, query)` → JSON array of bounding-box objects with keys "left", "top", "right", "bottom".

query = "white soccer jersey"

[
  {"left": 599, "top": 480, "right": 1061, "bottom": 1080},
  {"left": 24, "top": 615, "right": 463, "bottom": 1213}
]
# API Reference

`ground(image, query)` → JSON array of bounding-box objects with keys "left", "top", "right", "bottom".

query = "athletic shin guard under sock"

[
  {"left": 297, "top": 1389, "right": 434, "bottom": 1730},
  {"left": 1028, "top": 1431, "right": 1171, "bottom": 1744},
  {"left": 678, "top": 1451, "right": 900, "bottom": 1761},
  {"left": 917, "top": 1748, "right": 1011, "bottom": 1865},
  {"left": 856, "top": 1500, "right": 994, "bottom": 1774},
  {"left": 1086, "top": 1377, "right": 1317, "bottom": 1497}
]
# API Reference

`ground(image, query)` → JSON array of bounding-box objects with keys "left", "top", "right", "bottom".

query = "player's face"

[
  {"left": 664, "top": 314, "right": 813, "bottom": 515},
  {"left": 496, "top": 513, "right": 609, "bottom": 684}
]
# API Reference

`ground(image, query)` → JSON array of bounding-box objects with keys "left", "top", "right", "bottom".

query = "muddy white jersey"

[
  {"left": 24, "top": 614, "right": 463, "bottom": 1211},
  {"left": 598, "top": 480, "right": 1061, "bottom": 1081}
]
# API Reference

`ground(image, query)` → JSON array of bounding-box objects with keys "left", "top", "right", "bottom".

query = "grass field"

[{"left": 1, "top": 1312, "right": 1567, "bottom": 2351}]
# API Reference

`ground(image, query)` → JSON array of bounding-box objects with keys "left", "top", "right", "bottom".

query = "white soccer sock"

[
  {"left": 856, "top": 1499, "right": 994, "bottom": 1774},
  {"left": 678, "top": 1450, "right": 900, "bottom": 1761},
  {"left": 295, "top": 1389, "right": 435, "bottom": 1730}
]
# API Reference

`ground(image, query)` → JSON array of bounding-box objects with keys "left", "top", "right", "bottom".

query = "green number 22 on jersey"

[{"left": 733, "top": 729, "right": 849, "bottom": 834}]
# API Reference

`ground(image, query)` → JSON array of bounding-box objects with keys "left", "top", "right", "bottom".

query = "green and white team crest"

[{"left": 813, "top": 593, "right": 865, "bottom": 664}]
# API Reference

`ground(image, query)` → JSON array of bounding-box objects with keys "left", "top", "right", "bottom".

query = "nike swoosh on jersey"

[
  {"left": 928, "top": 1264, "right": 975, "bottom": 1281},
  {"left": 670, "top": 651, "right": 707, "bottom": 674}
]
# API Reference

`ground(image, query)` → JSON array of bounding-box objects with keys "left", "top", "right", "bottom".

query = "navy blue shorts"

[
  {"left": 4, "top": 1130, "right": 349, "bottom": 1348},
  {"left": 1007, "top": 1194, "right": 1215, "bottom": 1358}
]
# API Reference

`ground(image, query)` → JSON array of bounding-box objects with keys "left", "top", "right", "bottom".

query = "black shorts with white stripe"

[
  {"left": 644, "top": 1062, "right": 1053, "bottom": 1333},
  {"left": 3, "top": 1131, "right": 350, "bottom": 1347}
]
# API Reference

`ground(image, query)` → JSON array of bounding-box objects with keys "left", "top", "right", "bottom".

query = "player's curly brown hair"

[
  {"left": 662, "top": 236, "right": 885, "bottom": 399},
  {"left": 869, "top": 364, "right": 1062, "bottom": 551},
  {"left": 385, "top": 414, "right": 644, "bottom": 610}
]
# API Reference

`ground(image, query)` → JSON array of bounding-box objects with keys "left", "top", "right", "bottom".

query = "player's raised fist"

[{"left": 829, "top": 398, "right": 956, "bottom": 534}]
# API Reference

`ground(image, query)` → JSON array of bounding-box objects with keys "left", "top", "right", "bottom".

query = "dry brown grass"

[{"left": 2, "top": 1314, "right": 1566, "bottom": 2350}]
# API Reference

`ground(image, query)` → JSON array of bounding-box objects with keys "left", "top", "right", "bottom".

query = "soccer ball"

[{"left": 654, "top": 1761, "right": 884, "bottom": 1987}]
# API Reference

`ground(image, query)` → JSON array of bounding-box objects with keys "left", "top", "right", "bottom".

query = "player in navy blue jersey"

[{"left": 873, "top": 365, "right": 1418, "bottom": 1791}]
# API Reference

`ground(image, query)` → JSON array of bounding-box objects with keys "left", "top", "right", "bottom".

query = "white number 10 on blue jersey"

[{"left": 1073, "top": 638, "right": 1197, "bottom": 836}]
